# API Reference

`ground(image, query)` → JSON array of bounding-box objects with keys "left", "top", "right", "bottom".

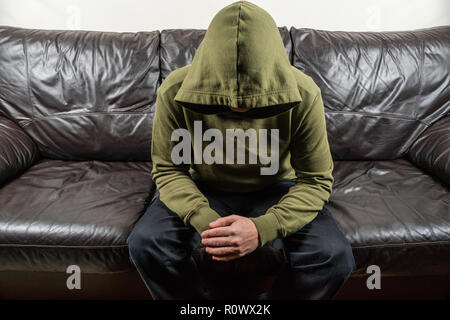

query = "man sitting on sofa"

[{"left": 127, "top": 0, "right": 355, "bottom": 300}]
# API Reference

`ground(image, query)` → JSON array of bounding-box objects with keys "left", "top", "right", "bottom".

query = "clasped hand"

[{"left": 201, "top": 215, "right": 260, "bottom": 261}]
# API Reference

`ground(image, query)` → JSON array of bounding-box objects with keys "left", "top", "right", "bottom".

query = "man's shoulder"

[
  {"left": 158, "top": 65, "right": 191, "bottom": 99},
  {"left": 290, "top": 65, "right": 321, "bottom": 102}
]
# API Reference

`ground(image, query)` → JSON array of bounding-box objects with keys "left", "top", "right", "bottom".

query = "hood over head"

[{"left": 174, "top": 0, "right": 302, "bottom": 118}]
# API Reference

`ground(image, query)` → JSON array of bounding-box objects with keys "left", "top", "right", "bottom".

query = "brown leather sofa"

[{"left": 0, "top": 25, "right": 448, "bottom": 300}]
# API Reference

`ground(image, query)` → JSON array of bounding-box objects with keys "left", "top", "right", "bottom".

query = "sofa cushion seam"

[
  {"left": 351, "top": 240, "right": 450, "bottom": 249},
  {"left": 0, "top": 243, "right": 128, "bottom": 249}
]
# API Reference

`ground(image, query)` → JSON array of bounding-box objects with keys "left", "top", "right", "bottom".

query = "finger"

[
  {"left": 201, "top": 226, "right": 233, "bottom": 238},
  {"left": 212, "top": 253, "right": 241, "bottom": 262},
  {"left": 209, "top": 215, "right": 240, "bottom": 228},
  {"left": 202, "top": 237, "right": 237, "bottom": 247},
  {"left": 205, "top": 245, "right": 239, "bottom": 256}
]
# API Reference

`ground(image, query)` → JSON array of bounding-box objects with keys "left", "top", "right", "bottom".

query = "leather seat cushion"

[
  {"left": 0, "top": 158, "right": 154, "bottom": 273},
  {"left": 329, "top": 158, "right": 450, "bottom": 276},
  {"left": 1, "top": 157, "right": 448, "bottom": 278}
]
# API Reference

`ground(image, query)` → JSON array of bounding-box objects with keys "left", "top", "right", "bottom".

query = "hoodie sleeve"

[
  {"left": 151, "top": 87, "right": 221, "bottom": 235},
  {"left": 249, "top": 91, "right": 334, "bottom": 247}
]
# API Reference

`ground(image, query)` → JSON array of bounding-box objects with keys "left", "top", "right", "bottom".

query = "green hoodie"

[{"left": 151, "top": 0, "right": 334, "bottom": 247}]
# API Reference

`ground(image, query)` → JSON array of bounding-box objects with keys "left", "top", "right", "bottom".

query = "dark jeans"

[{"left": 127, "top": 178, "right": 355, "bottom": 300}]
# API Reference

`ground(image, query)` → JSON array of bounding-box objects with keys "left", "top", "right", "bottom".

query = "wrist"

[
  {"left": 249, "top": 219, "right": 262, "bottom": 247},
  {"left": 189, "top": 205, "right": 221, "bottom": 235},
  {"left": 249, "top": 211, "right": 280, "bottom": 247}
]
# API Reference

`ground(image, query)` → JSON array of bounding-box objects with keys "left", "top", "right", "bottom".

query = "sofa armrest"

[
  {"left": 407, "top": 115, "right": 449, "bottom": 187},
  {"left": 0, "top": 117, "right": 39, "bottom": 187}
]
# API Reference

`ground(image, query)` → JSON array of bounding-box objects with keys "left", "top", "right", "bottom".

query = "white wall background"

[{"left": 0, "top": 0, "right": 448, "bottom": 33}]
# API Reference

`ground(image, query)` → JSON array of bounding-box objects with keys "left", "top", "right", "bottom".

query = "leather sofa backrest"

[
  {"left": 290, "top": 26, "right": 450, "bottom": 160},
  {"left": 0, "top": 26, "right": 159, "bottom": 161},
  {"left": 1, "top": 25, "right": 448, "bottom": 162}
]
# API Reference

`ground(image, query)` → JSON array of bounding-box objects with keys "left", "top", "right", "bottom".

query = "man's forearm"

[{"left": 152, "top": 165, "right": 221, "bottom": 235}]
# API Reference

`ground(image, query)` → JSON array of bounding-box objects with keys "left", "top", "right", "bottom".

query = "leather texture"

[
  {"left": 0, "top": 24, "right": 449, "bottom": 298},
  {"left": 0, "top": 117, "right": 39, "bottom": 187},
  {"left": 0, "top": 158, "right": 154, "bottom": 273},
  {"left": 329, "top": 158, "right": 449, "bottom": 276},
  {"left": 0, "top": 26, "right": 159, "bottom": 161},
  {"left": 290, "top": 26, "right": 450, "bottom": 161},
  {"left": 407, "top": 115, "right": 450, "bottom": 186}
]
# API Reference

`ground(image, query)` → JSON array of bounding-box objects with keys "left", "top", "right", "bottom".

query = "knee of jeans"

[
  {"left": 308, "top": 232, "right": 354, "bottom": 277},
  {"left": 127, "top": 227, "right": 158, "bottom": 260},
  {"left": 331, "top": 241, "right": 356, "bottom": 281},
  {"left": 126, "top": 229, "right": 142, "bottom": 260},
  {"left": 128, "top": 226, "right": 181, "bottom": 265}
]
